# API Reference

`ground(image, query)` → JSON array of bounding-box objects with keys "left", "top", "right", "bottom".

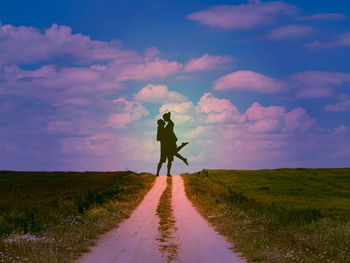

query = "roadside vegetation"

[
  {"left": 0, "top": 171, "right": 154, "bottom": 263},
  {"left": 183, "top": 168, "right": 350, "bottom": 263},
  {"left": 156, "top": 177, "right": 178, "bottom": 262}
]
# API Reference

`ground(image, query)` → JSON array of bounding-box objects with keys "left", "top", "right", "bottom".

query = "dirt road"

[
  {"left": 77, "top": 176, "right": 167, "bottom": 263},
  {"left": 78, "top": 176, "right": 245, "bottom": 263},
  {"left": 172, "top": 176, "right": 245, "bottom": 263}
]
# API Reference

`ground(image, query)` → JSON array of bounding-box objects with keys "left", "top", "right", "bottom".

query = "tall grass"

[
  {"left": 183, "top": 168, "right": 350, "bottom": 262},
  {"left": 0, "top": 171, "right": 154, "bottom": 262}
]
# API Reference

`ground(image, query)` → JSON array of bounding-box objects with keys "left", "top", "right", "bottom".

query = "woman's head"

[
  {"left": 157, "top": 119, "right": 165, "bottom": 127},
  {"left": 163, "top": 112, "right": 171, "bottom": 121}
]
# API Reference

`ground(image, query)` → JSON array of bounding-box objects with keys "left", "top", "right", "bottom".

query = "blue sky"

[{"left": 0, "top": 0, "right": 349, "bottom": 173}]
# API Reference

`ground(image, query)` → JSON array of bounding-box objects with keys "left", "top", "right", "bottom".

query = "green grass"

[
  {"left": 0, "top": 171, "right": 155, "bottom": 263},
  {"left": 183, "top": 168, "right": 350, "bottom": 263},
  {"left": 156, "top": 177, "right": 178, "bottom": 262}
]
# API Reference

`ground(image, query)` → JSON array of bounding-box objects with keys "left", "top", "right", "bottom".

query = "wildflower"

[{"left": 3, "top": 233, "right": 55, "bottom": 243}]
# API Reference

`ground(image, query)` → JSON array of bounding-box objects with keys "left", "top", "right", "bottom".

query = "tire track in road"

[{"left": 172, "top": 176, "right": 246, "bottom": 263}]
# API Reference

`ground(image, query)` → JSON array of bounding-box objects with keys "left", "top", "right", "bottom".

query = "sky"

[{"left": 0, "top": 0, "right": 350, "bottom": 173}]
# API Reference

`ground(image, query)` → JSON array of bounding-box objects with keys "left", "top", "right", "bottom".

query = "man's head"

[
  {"left": 163, "top": 112, "right": 171, "bottom": 122},
  {"left": 157, "top": 119, "right": 165, "bottom": 127}
]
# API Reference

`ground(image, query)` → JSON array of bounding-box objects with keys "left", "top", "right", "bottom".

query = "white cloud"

[
  {"left": 187, "top": 1, "right": 297, "bottom": 30},
  {"left": 306, "top": 32, "right": 350, "bottom": 50},
  {"left": 160, "top": 101, "right": 195, "bottom": 114},
  {"left": 213, "top": 70, "right": 350, "bottom": 98},
  {"left": 301, "top": 13, "right": 347, "bottom": 21},
  {"left": 196, "top": 92, "right": 244, "bottom": 123},
  {"left": 134, "top": 84, "right": 188, "bottom": 103},
  {"left": 184, "top": 54, "right": 232, "bottom": 72},
  {"left": 267, "top": 25, "right": 314, "bottom": 40},
  {"left": 107, "top": 98, "right": 149, "bottom": 128}
]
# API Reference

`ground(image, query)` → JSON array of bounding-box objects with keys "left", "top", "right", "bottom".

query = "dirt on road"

[
  {"left": 77, "top": 176, "right": 245, "bottom": 263},
  {"left": 172, "top": 176, "right": 245, "bottom": 263},
  {"left": 77, "top": 176, "right": 166, "bottom": 263}
]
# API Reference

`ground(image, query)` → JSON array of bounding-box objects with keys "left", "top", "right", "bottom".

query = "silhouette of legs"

[
  {"left": 167, "top": 161, "right": 172, "bottom": 176},
  {"left": 156, "top": 142, "right": 189, "bottom": 176}
]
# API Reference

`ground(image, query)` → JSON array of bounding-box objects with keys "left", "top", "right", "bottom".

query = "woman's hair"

[
  {"left": 163, "top": 112, "right": 171, "bottom": 120},
  {"left": 157, "top": 119, "right": 165, "bottom": 126}
]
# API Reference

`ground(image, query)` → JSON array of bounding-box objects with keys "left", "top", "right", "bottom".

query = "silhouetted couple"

[{"left": 156, "top": 112, "right": 189, "bottom": 177}]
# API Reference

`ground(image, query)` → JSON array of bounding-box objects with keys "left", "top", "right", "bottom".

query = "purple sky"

[{"left": 0, "top": 0, "right": 349, "bottom": 173}]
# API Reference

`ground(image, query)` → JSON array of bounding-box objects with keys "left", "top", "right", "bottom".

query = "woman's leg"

[
  {"left": 174, "top": 152, "right": 189, "bottom": 166},
  {"left": 176, "top": 142, "right": 189, "bottom": 153}
]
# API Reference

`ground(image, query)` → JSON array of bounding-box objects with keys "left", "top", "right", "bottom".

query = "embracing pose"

[{"left": 156, "top": 112, "right": 188, "bottom": 177}]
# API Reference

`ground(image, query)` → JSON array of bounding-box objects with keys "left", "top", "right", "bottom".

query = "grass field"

[
  {"left": 0, "top": 171, "right": 154, "bottom": 263},
  {"left": 183, "top": 168, "right": 350, "bottom": 263}
]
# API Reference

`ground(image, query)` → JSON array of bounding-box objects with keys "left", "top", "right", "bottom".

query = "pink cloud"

[
  {"left": 0, "top": 23, "right": 185, "bottom": 105},
  {"left": 267, "top": 25, "right": 314, "bottom": 40},
  {"left": 160, "top": 102, "right": 195, "bottom": 115},
  {"left": 170, "top": 92, "right": 328, "bottom": 170},
  {"left": 288, "top": 71, "right": 350, "bottom": 98},
  {"left": 0, "top": 64, "right": 111, "bottom": 105},
  {"left": 184, "top": 54, "right": 232, "bottom": 72},
  {"left": 0, "top": 23, "right": 137, "bottom": 65},
  {"left": 213, "top": 70, "right": 286, "bottom": 93},
  {"left": 47, "top": 115, "right": 100, "bottom": 135},
  {"left": 305, "top": 32, "right": 350, "bottom": 50},
  {"left": 61, "top": 132, "right": 116, "bottom": 157},
  {"left": 144, "top": 47, "right": 161, "bottom": 59},
  {"left": 134, "top": 84, "right": 187, "bottom": 103},
  {"left": 159, "top": 101, "right": 196, "bottom": 125},
  {"left": 1, "top": 59, "right": 184, "bottom": 103},
  {"left": 107, "top": 98, "right": 149, "bottom": 128},
  {"left": 3, "top": 64, "right": 57, "bottom": 80},
  {"left": 47, "top": 88, "right": 349, "bottom": 171},
  {"left": 213, "top": 70, "right": 350, "bottom": 98},
  {"left": 187, "top": 1, "right": 297, "bottom": 30},
  {"left": 301, "top": 13, "right": 347, "bottom": 21},
  {"left": 283, "top": 108, "right": 315, "bottom": 132},
  {"left": 117, "top": 58, "right": 183, "bottom": 81},
  {"left": 196, "top": 92, "right": 244, "bottom": 123},
  {"left": 333, "top": 125, "right": 349, "bottom": 135},
  {"left": 246, "top": 102, "right": 285, "bottom": 120},
  {"left": 297, "top": 87, "right": 333, "bottom": 98},
  {"left": 324, "top": 94, "right": 350, "bottom": 112},
  {"left": 247, "top": 119, "right": 282, "bottom": 133},
  {"left": 197, "top": 92, "right": 238, "bottom": 114},
  {"left": 244, "top": 102, "right": 314, "bottom": 133}
]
